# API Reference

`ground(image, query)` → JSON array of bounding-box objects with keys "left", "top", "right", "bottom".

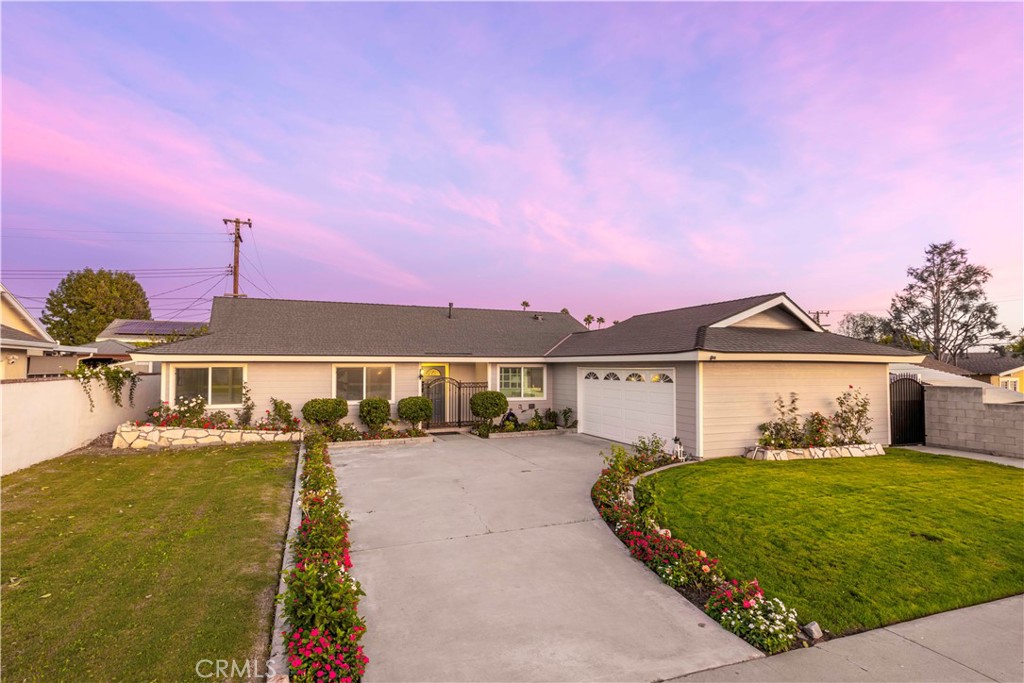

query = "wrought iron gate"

[
  {"left": 422, "top": 377, "right": 487, "bottom": 428},
  {"left": 890, "top": 376, "right": 925, "bottom": 445}
]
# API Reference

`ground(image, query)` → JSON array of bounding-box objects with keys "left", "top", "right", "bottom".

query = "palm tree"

[
  {"left": 521, "top": 300, "right": 530, "bottom": 311},
  {"left": 596, "top": 316, "right": 605, "bottom": 329},
  {"left": 583, "top": 314, "right": 595, "bottom": 329}
]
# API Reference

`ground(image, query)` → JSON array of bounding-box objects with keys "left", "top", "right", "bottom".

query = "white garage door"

[{"left": 578, "top": 368, "right": 676, "bottom": 444}]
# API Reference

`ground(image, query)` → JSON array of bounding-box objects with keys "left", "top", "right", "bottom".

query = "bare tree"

[{"left": 889, "top": 241, "right": 1009, "bottom": 363}]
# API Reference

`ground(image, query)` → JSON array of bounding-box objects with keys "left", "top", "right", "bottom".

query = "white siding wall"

[
  {"left": 674, "top": 363, "right": 698, "bottom": 454},
  {"left": 242, "top": 361, "right": 420, "bottom": 428},
  {"left": 701, "top": 361, "right": 890, "bottom": 458},
  {"left": 550, "top": 364, "right": 578, "bottom": 418}
]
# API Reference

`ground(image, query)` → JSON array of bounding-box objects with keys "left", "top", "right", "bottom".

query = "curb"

[
  {"left": 266, "top": 442, "right": 305, "bottom": 683},
  {"left": 326, "top": 435, "right": 435, "bottom": 450}
]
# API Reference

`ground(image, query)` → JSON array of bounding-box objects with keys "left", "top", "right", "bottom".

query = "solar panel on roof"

[{"left": 116, "top": 320, "right": 206, "bottom": 335}]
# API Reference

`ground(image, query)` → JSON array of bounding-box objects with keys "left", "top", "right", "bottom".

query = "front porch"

[{"left": 418, "top": 362, "right": 488, "bottom": 428}]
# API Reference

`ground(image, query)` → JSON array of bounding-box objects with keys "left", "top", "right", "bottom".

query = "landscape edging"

[{"left": 266, "top": 442, "right": 305, "bottom": 683}]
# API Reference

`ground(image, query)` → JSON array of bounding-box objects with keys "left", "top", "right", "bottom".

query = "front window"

[
  {"left": 336, "top": 366, "right": 393, "bottom": 402},
  {"left": 499, "top": 366, "right": 544, "bottom": 399},
  {"left": 1001, "top": 378, "right": 1020, "bottom": 392},
  {"left": 174, "top": 366, "right": 244, "bottom": 405}
]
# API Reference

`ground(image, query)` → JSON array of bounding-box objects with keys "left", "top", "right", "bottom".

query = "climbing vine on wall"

[{"left": 65, "top": 365, "right": 141, "bottom": 411}]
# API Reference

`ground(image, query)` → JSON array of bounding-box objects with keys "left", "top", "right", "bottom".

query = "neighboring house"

[
  {"left": 131, "top": 293, "right": 923, "bottom": 458},
  {"left": 0, "top": 282, "right": 96, "bottom": 380},
  {"left": 953, "top": 352, "right": 1024, "bottom": 393},
  {"left": 890, "top": 363, "right": 1024, "bottom": 404},
  {"left": 96, "top": 318, "right": 207, "bottom": 344}
]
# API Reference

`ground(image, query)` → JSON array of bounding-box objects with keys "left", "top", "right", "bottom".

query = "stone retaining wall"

[
  {"left": 113, "top": 423, "right": 302, "bottom": 449},
  {"left": 745, "top": 443, "right": 886, "bottom": 461},
  {"left": 924, "top": 385, "right": 1023, "bottom": 459}
]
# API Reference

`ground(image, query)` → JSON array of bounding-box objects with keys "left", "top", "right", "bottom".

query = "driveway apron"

[{"left": 332, "top": 433, "right": 760, "bottom": 682}]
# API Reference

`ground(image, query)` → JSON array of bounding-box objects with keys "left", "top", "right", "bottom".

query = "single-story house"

[
  {"left": 1, "top": 282, "right": 96, "bottom": 380},
  {"left": 952, "top": 352, "right": 1024, "bottom": 393},
  {"left": 131, "top": 292, "right": 923, "bottom": 458}
]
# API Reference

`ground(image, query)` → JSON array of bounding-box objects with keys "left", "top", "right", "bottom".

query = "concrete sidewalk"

[
  {"left": 679, "top": 595, "right": 1024, "bottom": 682},
  {"left": 908, "top": 445, "right": 1023, "bottom": 469}
]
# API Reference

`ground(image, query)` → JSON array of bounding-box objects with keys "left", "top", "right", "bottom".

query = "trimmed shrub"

[
  {"left": 469, "top": 391, "right": 508, "bottom": 422},
  {"left": 302, "top": 397, "right": 349, "bottom": 425},
  {"left": 359, "top": 397, "right": 391, "bottom": 435},
  {"left": 397, "top": 396, "right": 433, "bottom": 427}
]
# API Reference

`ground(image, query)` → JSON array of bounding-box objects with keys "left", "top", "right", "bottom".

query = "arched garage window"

[
  {"left": 603, "top": 372, "right": 620, "bottom": 381},
  {"left": 584, "top": 371, "right": 599, "bottom": 380},
  {"left": 625, "top": 372, "right": 645, "bottom": 382}
]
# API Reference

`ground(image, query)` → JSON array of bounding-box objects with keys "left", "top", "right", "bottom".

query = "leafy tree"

[
  {"left": 889, "top": 241, "right": 1008, "bottom": 363},
  {"left": 559, "top": 307, "right": 570, "bottom": 315},
  {"left": 583, "top": 314, "right": 595, "bottom": 329},
  {"left": 837, "top": 312, "right": 890, "bottom": 342},
  {"left": 596, "top": 316, "right": 605, "bottom": 329},
  {"left": 521, "top": 300, "right": 530, "bottom": 311},
  {"left": 993, "top": 329, "right": 1024, "bottom": 358},
  {"left": 41, "top": 269, "right": 151, "bottom": 345}
]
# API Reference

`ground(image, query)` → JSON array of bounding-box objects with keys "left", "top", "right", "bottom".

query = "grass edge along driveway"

[
  {"left": 648, "top": 448, "right": 1024, "bottom": 635},
  {"left": 1, "top": 443, "right": 297, "bottom": 682}
]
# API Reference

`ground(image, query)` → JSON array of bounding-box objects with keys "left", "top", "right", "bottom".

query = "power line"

[
  {"left": 239, "top": 273, "right": 274, "bottom": 299},
  {"left": 4, "top": 228, "right": 225, "bottom": 235},
  {"left": 245, "top": 224, "right": 279, "bottom": 296},
  {"left": 147, "top": 272, "right": 232, "bottom": 298},
  {"left": 240, "top": 251, "right": 278, "bottom": 298},
  {"left": 162, "top": 274, "right": 230, "bottom": 321}
]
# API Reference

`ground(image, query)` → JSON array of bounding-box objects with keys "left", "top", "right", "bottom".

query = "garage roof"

[{"left": 546, "top": 293, "right": 920, "bottom": 358}]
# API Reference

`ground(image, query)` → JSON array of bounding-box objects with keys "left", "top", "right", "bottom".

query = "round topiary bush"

[
  {"left": 397, "top": 396, "right": 433, "bottom": 427},
  {"left": 301, "top": 398, "right": 349, "bottom": 425},
  {"left": 359, "top": 397, "right": 391, "bottom": 434},
  {"left": 470, "top": 391, "right": 508, "bottom": 422}
]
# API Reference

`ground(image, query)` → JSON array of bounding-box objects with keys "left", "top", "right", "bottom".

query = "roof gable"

[
  {"left": 0, "top": 282, "right": 54, "bottom": 343},
  {"left": 546, "top": 292, "right": 916, "bottom": 359}
]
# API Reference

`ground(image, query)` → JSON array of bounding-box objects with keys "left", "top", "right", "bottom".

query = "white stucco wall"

[{"left": 1, "top": 374, "right": 160, "bottom": 475}]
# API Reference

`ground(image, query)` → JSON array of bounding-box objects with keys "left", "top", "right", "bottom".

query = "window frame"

[
  {"left": 331, "top": 363, "right": 396, "bottom": 404},
  {"left": 169, "top": 363, "right": 247, "bottom": 408},
  {"left": 497, "top": 364, "right": 547, "bottom": 400}
]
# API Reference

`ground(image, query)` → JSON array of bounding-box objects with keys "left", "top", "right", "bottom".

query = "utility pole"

[
  {"left": 809, "top": 310, "right": 831, "bottom": 327},
  {"left": 222, "top": 218, "right": 252, "bottom": 297}
]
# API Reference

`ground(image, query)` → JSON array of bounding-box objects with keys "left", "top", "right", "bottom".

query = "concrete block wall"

[{"left": 924, "top": 385, "right": 1023, "bottom": 459}]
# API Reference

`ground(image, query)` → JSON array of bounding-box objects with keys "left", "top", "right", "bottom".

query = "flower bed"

[
  {"left": 591, "top": 437, "right": 803, "bottom": 655},
  {"left": 278, "top": 430, "right": 369, "bottom": 683},
  {"left": 113, "top": 422, "right": 302, "bottom": 449},
  {"left": 321, "top": 423, "right": 427, "bottom": 443},
  {"left": 745, "top": 443, "right": 885, "bottom": 461}
]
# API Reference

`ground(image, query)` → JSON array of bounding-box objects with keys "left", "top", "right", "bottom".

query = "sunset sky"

[{"left": 3, "top": 2, "right": 1021, "bottom": 331}]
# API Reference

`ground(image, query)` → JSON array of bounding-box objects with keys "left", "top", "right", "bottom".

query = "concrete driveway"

[{"left": 331, "top": 433, "right": 760, "bottom": 682}]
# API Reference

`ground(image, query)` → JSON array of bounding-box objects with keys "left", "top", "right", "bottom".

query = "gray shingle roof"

[
  {"left": 953, "top": 352, "right": 1024, "bottom": 375},
  {"left": 91, "top": 339, "right": 138, "bottom": 356},
  {"left": 141, "top": 297, "right": 586, "bottom": 357},
  {"left": 547, "top": 293, "right": 918, "bottom": 358},
  {"left": 1, "top": 324, "right": 46, "bottom": 344},
  {"left": 97, "top": 318, "right": 207, "bottom": 339},
  {"left": 547, "top": 293, "right": 785, "bottom": 357}
]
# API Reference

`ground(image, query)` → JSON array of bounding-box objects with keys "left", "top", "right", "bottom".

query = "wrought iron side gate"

[
  {"left": 890, "top": 376, "right": 925, "bottom": 445},
  {"left": 422, "top": 377, "right": 487, "bottom": 428}
]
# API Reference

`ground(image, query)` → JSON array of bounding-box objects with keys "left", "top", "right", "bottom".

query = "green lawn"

[
  {"left": 648, "top": 449, "right": 1024, "bottom": 635},
  {"left": 1, "top": 443, "right": 297, "bottom": 682}
]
